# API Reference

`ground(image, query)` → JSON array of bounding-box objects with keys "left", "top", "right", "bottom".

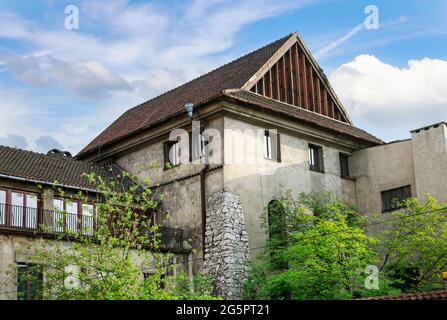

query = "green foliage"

[
  {"left": 245, "top": 192, "right": 397, "bottom": 300},
  {"left": 377, "top": 194, "right": 447, "bottom": 292},
  {"left": 168, "top": 272, "right": 220, "bottom": 300}
]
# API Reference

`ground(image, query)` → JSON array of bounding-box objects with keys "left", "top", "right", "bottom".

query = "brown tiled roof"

[
  {"left": 0, "top": 145, "right": 113, "bottom": 191},
  {"left": 367, "top": 290, "right": 447, "bottom": 300},
  {"left": 223, "top": 89, "right": 383, "bottom": 145},
  {"left": 78, "top": 34, "right": 293, "bottom": 156}
]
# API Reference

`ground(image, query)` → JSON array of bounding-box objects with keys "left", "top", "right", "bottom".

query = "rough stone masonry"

[{"left": 203, "top": 190, "right": 249, "bottom": 299}]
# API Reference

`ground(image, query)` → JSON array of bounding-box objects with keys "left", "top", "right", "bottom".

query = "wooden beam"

[
  {"left": 300, "top": 53, "right": 308, "bottom": 109},
  {"left": 288, "top": 49, "right": 295, "bottom": 106},
  {"left": 308, "top": 65, "right": 314, "bottom": 111},
  {"left": 241, "top": 33, "right": 298, "bottom": 90},
  {"left": 315, "top": 77, "right": 321, "bottom": 114},
  {"left": 259, "top": 76, "right": 264, "bottom": 95},
  {"left": 335, "top": 108, "right": 341, "bottom": 121},
  {"left": 266, "top": 71, "right": 272, "bottom": 98},
  {"left": 330, "top": 100, "right": 335, "bottom": 118},
  {"left": 281, "top": 56, "right": 287, "bottom": 103},
  {"left": 323, "top": 89, "right": 329, "bottom": 116},
  {"left": 293, "top": 44, "right": 301, "bottom": 108},
  {"left": 274, "top": 63, "right": 280, "bottom": 100}
]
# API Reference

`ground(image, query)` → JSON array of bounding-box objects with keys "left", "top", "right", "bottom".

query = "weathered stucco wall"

[
  {"left": 0, "top": 234, "right": 190, "bottom": 300},
  {"left": 351, "top": 124, "right": 447, "bottom": 215},
  {"left": 350, "top": 139, "right": 416, "bottom": 215},
  {"left": 0, "top": 234, "right": 36, "bottom": 300},
  {"left": 222, "top": 116, "right": 357, "bottom": 256},
  {"left": 411, "top": 124, "right": 447, "bottom": 203},
  {"left": 114, "top": 116, "right": 225, "bottom": 273}
]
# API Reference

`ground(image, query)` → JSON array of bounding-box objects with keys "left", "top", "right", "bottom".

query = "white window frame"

[
  {"left": 0, "top": 190, "right": 6, "bottom": 225},
  {"left": 264, "top": 131, "right": 272, "bottom": 160},
  {"left": 170, "top": 142, "right": 180, "bottom": 166}
]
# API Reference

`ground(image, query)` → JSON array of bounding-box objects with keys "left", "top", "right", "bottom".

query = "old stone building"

[{"left": 1, "top": 32, "right": 447, "bottom": 299}]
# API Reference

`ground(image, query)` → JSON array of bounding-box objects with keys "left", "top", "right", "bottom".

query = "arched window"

[{"left": 268, "top": 200, "right": 286, "bottom": 245}]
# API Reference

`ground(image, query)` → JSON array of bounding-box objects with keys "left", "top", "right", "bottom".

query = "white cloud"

[
  {"left": 0, "top": 88, "right": 35, "bottom": 137},
  {"left": 0, "top": 0, "right": 315, "bottom": 154},
  {"left": 314, "top": 23, "right": 364, "bottom": 59},
  {"left": 6, "top": 54, "right": 133, "bottom": 99},
  {"left": 0, "top": 134, "right": 29, "bottom": 149},
  {"left": 35, "top": 135, "right": 64, "bottom": 153},
  {"left": 331, "top": 55, "right": 447, "bottom": 139},
  {"left": 0, "top": 0, "right": 313, "bottom": 99}
]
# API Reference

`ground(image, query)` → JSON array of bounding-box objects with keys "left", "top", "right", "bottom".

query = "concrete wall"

[
  {"left": 112, "top": 111, "right": 362, "bottom": 263},
  {"left": 350, "top": 140, "right": 416, "bottom": 215},
  {"left": 222, "top": 116, "right": 357, "bottom": 256},
  {"left": 351, "top": 122, "right": 447, "bottom": 215},
  {"left": 411, "top": 124, "right": 447, "bottom": 202},
  {"left": 114, "top": 115, "right": 225, "bottom": 273},
  {"left": 0, "top": 233, "right": 190, "bottom": 300}
]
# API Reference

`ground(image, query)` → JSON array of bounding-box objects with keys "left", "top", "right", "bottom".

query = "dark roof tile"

[
  {"left": 366, "top": 290, "right": 447, "bottom": 300},
  {"left": 223, "top": 89, "right": 383, "bottom": 145},
  {"left": 78, "top": 34, "right": 292, "bottom": 156},
  {"left": 0, "top": 146, "right": 113, "bottom": 190}
]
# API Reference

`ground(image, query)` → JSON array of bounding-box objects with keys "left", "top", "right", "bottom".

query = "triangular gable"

[
  {"left": 78, "top": 35, "right": 292, "bottom": 157},
  {"left": 242, "top": 33, "right": 351, "bottom": 124},
  {"left": 78, "top": 33, "right": 354, "bottom": 158}
]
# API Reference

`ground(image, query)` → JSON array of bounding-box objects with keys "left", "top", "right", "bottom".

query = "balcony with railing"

[
  {"left": 0, "top": 203, "right": 188, "bottom": 252},
  {"left": 0, "top": 203, "right": 94, "bottom": 235}
]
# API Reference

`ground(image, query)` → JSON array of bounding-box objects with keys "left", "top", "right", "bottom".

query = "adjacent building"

[{"left": 0, "top": 147, "right": 189, "bottom": 299}]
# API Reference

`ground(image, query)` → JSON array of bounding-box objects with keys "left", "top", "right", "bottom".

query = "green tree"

[
  {"left": 2, "top": 170, "right": 218, "bottom": 300},
  {"left": 245, "top": 192, "right": 397, "bottom": 300}
]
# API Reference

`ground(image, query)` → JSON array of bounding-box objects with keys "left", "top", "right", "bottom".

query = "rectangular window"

[
  {"left": 17, "top": 263, "right": 43, "bottom": 300},
  {"left": 264, "top": 130, "right": 281, "bottom": 162},
  {"left": 66, "top": 201, "right": 78, "bottom": 233},
  {"left": 82, "top": 204, "right": 94, "bottom": 236},
  {"left": 25, "top": 194, "right": 38, "bottom": 229},
  {"left": 190, "top": 130, "right": 207, "bottom": 162},
  {"left": 339, "top": 153, "right": 350, "bottom": 178},
  {"left": 381, "top": 186, "right": 412, "bottom": 212},
  {"left": 11, "top": 192, "right": 24, "bottom": 227},
  {"left": 0, "top": 190, "right": 38, "bottom": 229},
  {"left": 309, "top": 144, "right": 324, "bottom": 173},
  {"left": 53, "top": 199, "right": 65, "bottom": 232},
  {"left": 0, "top": 190, "right": 6, "bottom": 225},
  {"left": 164, "top": 140, "right": 180, "bottom": 168}
]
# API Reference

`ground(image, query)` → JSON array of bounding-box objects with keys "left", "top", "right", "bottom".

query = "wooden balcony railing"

[{"left": 0, "top": 203, "right": 187, "bottom": 252}]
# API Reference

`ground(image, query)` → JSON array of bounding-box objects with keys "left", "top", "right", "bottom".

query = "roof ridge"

[
  {"left": 223, "top": 89, "right": 383, "bottom": 145},
  {"left": 0, "top": 145, "right": 96, "bottom": 165},
  {"left": 0, "top": 144, "right": 50, "bottom": 158},
  {"left": 78, "top": 33, "right": 299, "bottom": 157},
  {"left": 119, "top": 33, "right": 294, "bottom": 115},
  {"left": 232, "top": 89, "right": 353, "bottom": 127}
]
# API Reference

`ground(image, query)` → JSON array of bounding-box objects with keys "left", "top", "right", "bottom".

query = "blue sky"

[{"left": 0, "top": 0, "right": 446, "bottom": 153}]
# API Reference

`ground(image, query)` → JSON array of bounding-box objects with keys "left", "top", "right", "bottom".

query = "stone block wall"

[{"left": 203, "top": 190, "right": 249, "bottom": 299}]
